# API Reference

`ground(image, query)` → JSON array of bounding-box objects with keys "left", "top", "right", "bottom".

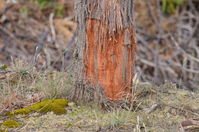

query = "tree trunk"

[{"left": 75, "top": 0, "right": 136, "bottom": 101}]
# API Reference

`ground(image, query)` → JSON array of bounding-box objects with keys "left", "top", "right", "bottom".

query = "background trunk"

[{"left": 75, "top": 0, "right": 136, "bottom": 100}]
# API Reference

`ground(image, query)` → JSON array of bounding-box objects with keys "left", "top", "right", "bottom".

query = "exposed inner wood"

[
  {"left": 84, "top": 19, "right": 136, "bottom": 100},
  {"left": 74, "top": 0, "right": 136, "bottom": 100}
]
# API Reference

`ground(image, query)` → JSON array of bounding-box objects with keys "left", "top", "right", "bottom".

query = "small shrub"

[{"left": 161, "top": 0, "right": 184, "bottom": 14}]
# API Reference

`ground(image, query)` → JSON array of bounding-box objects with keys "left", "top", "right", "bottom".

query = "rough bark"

[{"left": 75, "top": 0, "right": 136, "bottom": 100}]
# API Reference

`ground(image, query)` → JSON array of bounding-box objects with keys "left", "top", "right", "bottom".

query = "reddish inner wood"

[{"left": 84, "top": 19, "right": 136, "bottom": 100}]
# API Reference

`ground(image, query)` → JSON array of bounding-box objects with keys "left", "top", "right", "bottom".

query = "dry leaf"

[
  {"left": 0, "top": 0, "right": 5, "bottom": 11},
  {"left": 54, "top": 19, "right": 76, "bottom": 39},
  {"left": 180, "top": 119, "right": 199, "bottom": 132},
  {"left": 181, "top": 120, "right": 199, "bottom": 127}
]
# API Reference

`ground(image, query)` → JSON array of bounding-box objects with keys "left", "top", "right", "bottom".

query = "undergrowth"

[
  {"left": 0, "top": 59, "right": 73, "bottom": 113},
  {"left": 0, "top": 59, "right": 198, "bottom": 132}
]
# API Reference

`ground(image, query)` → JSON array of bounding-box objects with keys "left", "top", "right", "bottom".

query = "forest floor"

[{"left": 0, "top": 60, "right": 199, "bottom": 132}]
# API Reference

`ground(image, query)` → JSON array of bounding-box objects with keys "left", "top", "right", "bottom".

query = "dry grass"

[
  {"left": 0, "top": 59, "right": 199, "bottom": 132},
  {"left": 0, "top": 59, "right": 73, "bottom": 113}
]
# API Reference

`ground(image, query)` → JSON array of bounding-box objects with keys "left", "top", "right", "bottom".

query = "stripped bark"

[{"left": 75, "top": 0, "right": 136, "bottom": 100}]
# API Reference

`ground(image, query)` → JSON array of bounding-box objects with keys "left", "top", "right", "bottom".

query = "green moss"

[
  {"left": 0, "top": 129, "right": 8, "bottom": 132},
  {"left": 0, "top": 64, "right": 7, "bottom": 71},
  {"left": 0, "top": 99, "right": 70, "bottom": 130},
  {"left": 7, "top": 99, "right": 69, "bottom": 117},
  {"left": 1, "top": 120, "right": 22, "bottom": 128}
]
